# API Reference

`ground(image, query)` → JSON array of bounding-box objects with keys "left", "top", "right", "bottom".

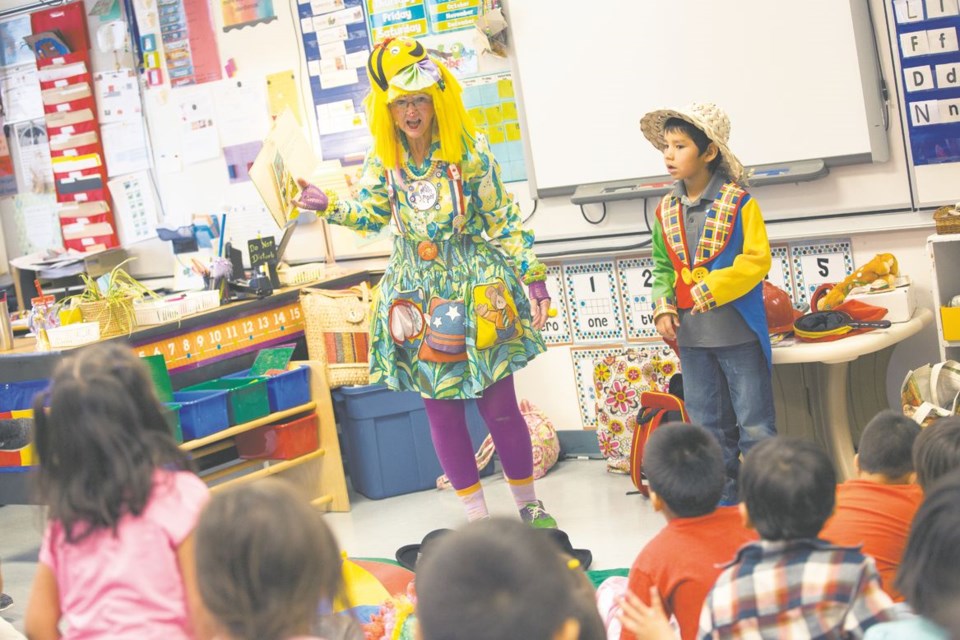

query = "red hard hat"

[{"left": 763, "top": 280, "right": 802, "bottom": 335}]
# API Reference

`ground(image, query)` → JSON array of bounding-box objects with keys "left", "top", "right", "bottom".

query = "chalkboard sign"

[{"left": 248, "top": 236, "right": 280, "bottom": 287}]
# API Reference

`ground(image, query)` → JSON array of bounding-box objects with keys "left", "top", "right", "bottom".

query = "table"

[{"left": 770, "top": 308, "right": 933, "bottom": 480}]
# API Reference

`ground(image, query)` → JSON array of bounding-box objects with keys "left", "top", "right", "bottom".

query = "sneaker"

[
  {"left": 519, "top": 500, "right": 557, "bottom": 529},
  {"left": 0, "top": 593, "right": 12, "bottom": 613}
]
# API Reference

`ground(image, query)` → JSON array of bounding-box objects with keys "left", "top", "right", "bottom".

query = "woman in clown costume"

[{"left": 295, "top": 38, "right": 556, "bottom": 527}]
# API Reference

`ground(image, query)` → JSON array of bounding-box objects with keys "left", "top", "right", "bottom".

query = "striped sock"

[
  {"left": 456, "top": 483, "right": 489, "bottom": 521},
  {"left": 506, "top": 476, "right": 537, "bottom": 510}
]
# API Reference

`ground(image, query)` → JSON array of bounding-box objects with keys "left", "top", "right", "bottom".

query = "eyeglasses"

[{"left": 391, "top": 96, "right": 432, "bottom": 111}]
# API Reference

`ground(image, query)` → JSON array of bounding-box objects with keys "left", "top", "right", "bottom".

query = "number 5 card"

[{"left": 789, "top": 238, "right": 854, "bottom": 307}]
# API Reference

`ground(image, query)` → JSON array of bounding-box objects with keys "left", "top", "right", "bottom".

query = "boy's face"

[{"left": 662, "top": 129, "right": 717, "bottom": 183}]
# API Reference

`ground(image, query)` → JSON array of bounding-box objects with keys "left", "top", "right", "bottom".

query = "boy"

[
  {"left": 913, "top": 416, "right": 960, "bottom": 491},
  {"left": 701, "top": 437, "right": 897, "bottom": 638},
  {"left": 820, "top": 410, "right": 923, "bottom": 601},
  {"left": 641, "top": 103, "right": 775, "bottom": 502},
  {"left": 621, "top": 424, "right": 756, "bottom": 640}
]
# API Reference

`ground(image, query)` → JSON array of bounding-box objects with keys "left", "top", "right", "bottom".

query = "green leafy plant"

[{"left": 62, "top": 259, "right": 159, "bottom": 336}]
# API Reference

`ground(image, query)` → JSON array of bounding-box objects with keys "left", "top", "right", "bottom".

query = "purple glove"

[
  {"left": 294, "top": 180, "right": 329, "bottom": 211},
  {"left": 527, "top": 280, "right": 550, "bottom": 304}
]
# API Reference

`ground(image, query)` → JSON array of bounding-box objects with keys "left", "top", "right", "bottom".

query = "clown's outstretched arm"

[{"left": 294, "top": 153, "right": 391, "bottom": 235}]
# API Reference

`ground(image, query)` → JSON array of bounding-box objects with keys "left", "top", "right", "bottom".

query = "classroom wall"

[{"left": 0, "top": 0, "right": 946, "bottom": 421}]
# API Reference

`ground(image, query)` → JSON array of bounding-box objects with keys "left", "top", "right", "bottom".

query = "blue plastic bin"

[
  {"left": 0, "top": 379, "right": 49, "bottom": 412},
  {"left": 225, "top": 366, "right": 311, "bottom": 412},
  {"left": 331, "top": 384, "right": 492, "bottom": 500},
  {"left": 171, "top": 390, "right": 230, "bottom": 441}
]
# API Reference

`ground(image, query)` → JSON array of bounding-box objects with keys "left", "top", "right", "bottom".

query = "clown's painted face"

[{"left": 390, "top": 93, "right": 434, "bottom": 141}]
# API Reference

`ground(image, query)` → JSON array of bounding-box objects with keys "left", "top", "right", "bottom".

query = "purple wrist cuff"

[{"left": 528, "top": 280, "right": 549, "bottom": 302}]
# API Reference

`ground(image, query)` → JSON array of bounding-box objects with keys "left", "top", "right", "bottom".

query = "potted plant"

[{"left": 63, "top": 260, "right": 159, "bottom": 338}]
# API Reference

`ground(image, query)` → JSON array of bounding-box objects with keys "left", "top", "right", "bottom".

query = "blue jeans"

[{"left": 679, "top": 341, "right": 776, "bottom": 503}]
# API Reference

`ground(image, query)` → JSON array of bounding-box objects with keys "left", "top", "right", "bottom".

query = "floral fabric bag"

[{"left": 592, "top": 346, "right": 681, "bottom": 473}]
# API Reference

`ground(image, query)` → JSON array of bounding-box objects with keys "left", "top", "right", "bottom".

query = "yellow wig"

[{"left": 365, "top": 37, "right": 476, "bottom": 170}]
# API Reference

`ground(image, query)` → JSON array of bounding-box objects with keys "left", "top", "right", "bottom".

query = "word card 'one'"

[{"left": 564, "top": 261, "right": 625, "bottom": 344}]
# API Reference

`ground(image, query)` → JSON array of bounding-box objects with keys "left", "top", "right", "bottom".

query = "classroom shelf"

[{"left": 181, "top": 401, "right": 317, "bottom": 451}]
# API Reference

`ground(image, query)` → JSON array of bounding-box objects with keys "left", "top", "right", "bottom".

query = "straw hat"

[{"left": 640, "top": 102, "right": 745, "bottom": 183}]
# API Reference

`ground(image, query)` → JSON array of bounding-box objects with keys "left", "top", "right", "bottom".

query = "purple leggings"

[{"left": 423, "top": 375, "right": 533, "bottom": 490}]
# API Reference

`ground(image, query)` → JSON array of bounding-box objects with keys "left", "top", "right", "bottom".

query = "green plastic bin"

[{"left": 182, "top": 378, "right": 270, "bottom": 425}]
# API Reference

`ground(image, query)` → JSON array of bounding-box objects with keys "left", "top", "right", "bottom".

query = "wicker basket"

[
  {"left": 78, "top": 296, "right": 137, "bottom": 338},
  {"left": 301, "top": 283, "right": 371, "bottom": 388},
  {"left": 934, "top": 204, "right": 960, "bottom": 235}
]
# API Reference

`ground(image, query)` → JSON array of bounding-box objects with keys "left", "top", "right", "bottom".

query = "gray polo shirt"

[{"left": 674, "top": 174, "right": 758, "bottom": 348}]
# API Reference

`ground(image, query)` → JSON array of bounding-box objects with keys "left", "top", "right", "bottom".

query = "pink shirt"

[{"left": 40, "top": 470, "right": 209, "bottom": 639}]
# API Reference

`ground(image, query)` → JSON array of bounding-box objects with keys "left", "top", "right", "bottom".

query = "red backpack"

[{"left": 630, "top": 375, "right": 688, "bottom": 496}]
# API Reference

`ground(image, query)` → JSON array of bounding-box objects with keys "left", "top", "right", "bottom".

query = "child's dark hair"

[
  {"left": 416, "top": 518, "right": 583, "bottom": 640},
  {"left": 643, "top": 423, "right": 724, "bottom": 517},
  {"left": 664, "top": 117, "right": 722, "bottom": 173},
  {"left": 195, "top": 479, "right": 346, "bottom": 640},
  {"left": 740, "top": 437, "right": 836, "bottom": 540},
  {"left": 857, "top": 410, "right": 920, "bottom": 478},
  {"left": 913, "top": 416, "right": 960, "bottom": 490},
  {"left": 32, "top": 343, "right": 192, "bottom": 543},
  {"left": 894, "top": 469, "right": 960, "bottom": 629}
]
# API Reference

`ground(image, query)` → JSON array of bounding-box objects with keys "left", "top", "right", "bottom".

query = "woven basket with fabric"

[
  {"left": 934, "top": 203, "right": 960, "bottom": 235},
  {"left": 301, "top": 283, "right": 371, "bottom": 388},
  {"left": 78, "top": 296, "right": 136, "bottom": 338}
]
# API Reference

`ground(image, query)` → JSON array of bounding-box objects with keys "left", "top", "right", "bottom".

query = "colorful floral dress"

[{"left": 324, "top": 132, "right": 545, "bottom": 399}]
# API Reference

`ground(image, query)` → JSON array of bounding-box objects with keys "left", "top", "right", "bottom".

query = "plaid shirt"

[{"left": 700, "top": 538, "right": 897, "bottom": 639}]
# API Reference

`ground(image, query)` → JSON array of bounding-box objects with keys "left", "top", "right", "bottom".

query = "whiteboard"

[{"left": 505, "top": 0, "right": 888, "bottom": 195}]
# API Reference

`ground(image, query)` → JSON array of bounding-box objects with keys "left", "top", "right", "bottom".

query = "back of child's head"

[
  {"left": 857, "top": 409, "right": 920, "bottom": 479},
  {"left": 913, "top": 416, "right": 960, "bottom": 490},
  {"left": 415, "top": 518, "right": 583, "bottom": 640},
  {"left": 643, "top": 423, "right": 725, "bottom": 517},
  {"left": 195, "top": 479, "right": 344, "bottom": 640},
  {"left": 895, "top": 469, "right": 960, "bottom": 634},
  {"left": 739, "top": 437, "right": 836, "bottom": 540},
  {"left": 663, "top": 117, "right": 722, "bottom": 173},
  {"left": 32, "top": 343, "right": 190, "bottom": 542}
]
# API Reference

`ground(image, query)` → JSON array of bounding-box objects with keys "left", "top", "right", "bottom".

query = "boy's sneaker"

[
  {"left": 519, "top": 500, "right": 557, "bottom": 529},
  {"left": 0, "top": 593, "right": 13, "bottom": 612}
]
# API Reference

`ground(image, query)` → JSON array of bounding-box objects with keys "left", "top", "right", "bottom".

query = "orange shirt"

[
  {"left": 621, "top": 506, "right": 757, "bottom": 640},
  {"left": 819, "top": 480, "right": 924, "bottom": 602}
]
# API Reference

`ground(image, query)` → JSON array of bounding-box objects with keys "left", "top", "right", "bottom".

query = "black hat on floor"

[{"left": 395, "top": 528, "right": 453, "bottom": 571}]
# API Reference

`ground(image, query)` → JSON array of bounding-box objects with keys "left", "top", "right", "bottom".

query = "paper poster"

[
  {"left": 616, "top": 256, "right": 659, "bottom": 342},
  {"left": 266, "top": 70, "right": 303, "bottom": 123},
  {"left": 420, "top": 30, "right": 479, "bottom": 77},
  {"left": 564, "top": 261, "right": 625, "bottom": 344},
  {"left": 368, "top": 0, "right": 427, "bottom": 40},
  {"left": 767, "top": 244, "right": 797, "bottom": 304},
  {"left": 221, "top": 0, "right": 276, "bottom": 30},
  {"left": 540, "top": 265, "right": 572, "bottom": 345},
  {"left": 224, "top": 141, "right": 262, "bottom": 183},
  {"left": 13, "top": 120, "right": 53, "bottom": 194},
  {"left": 0, "top": 16, "right": 35, "bottom": 68},
  {"left": 425, "top": 0, "right": 479, "bottom": 33},
  {"left": 214, "top": 80, "right": 271, "bottom": 146},
  {"left": 0, "top": 65, "right": 43, "bottom": 123},
  {"left": 0, "top": 132, "right": 17, "bottom": 197},
  {"left": 176, "top": 89, "right": 220, "bottom": 164},
  {"left": 789, "top": 238, "right": 854, "bottom": 307},
  {"left": 108, "top": 171, "right": 161, "bottom": 244},
  {"left": 94, "top": 69, "right": 142, "bottom": 123},
  {"left": 13, "top": 192, "right": 60, "bottom": 253},
  {"left": 101, "top": 120, "right": 152, "bottom": 177},
  {"left": 570, "top": 345, "right": 624, "bottom": 429}
]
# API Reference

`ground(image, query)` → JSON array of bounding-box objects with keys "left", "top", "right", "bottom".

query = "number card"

[
  {"left": 564, "top": 260, "right": 625, "bottom": 344},
  {"left": 570, "top": 345, "right": 624, "bottom": 429},
  {"left": 616, "top": 256, "right": 658, "bottom": 341},
  {"left": 540, "top": 265, "right": 572, "bottom": 345},
  {"left": 766, "top": 244, "right": 797, "bottom": 304},
  {"left": 789, "top": 238, "right": 854, "bottom": 307}
]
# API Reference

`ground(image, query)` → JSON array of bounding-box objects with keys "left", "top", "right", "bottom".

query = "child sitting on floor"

[
  {"left": 913, "top": 416, "right": 960, "bottom": 491},
  {"left": 415, "top": 518, "right": 603, "bottom": 640},
  {"left": 194, "top": 479, "right": 358, "bottom": 640},
  {"left": 621, "top": 423, "right": 756, "bottom": 640},
  {"left": 25, "top": 343, "right": 209, "bottom": 639},
  {"left": 700, "top": 437, "right": 898, "bottom": 638},
  {"left": 820, "top": 410, "right": 923, "bottom": 601}
]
